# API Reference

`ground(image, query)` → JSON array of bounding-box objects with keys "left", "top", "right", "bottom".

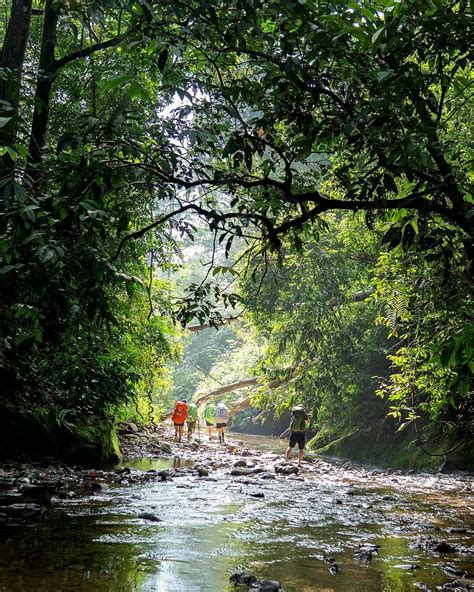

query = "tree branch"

[{"left": 53, "top": 32, "right": 127, "bottom": 71}]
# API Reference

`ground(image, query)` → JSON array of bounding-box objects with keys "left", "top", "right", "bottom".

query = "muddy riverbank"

[{"left": 0, "top": 425, "right": 473, "bottom": 591}]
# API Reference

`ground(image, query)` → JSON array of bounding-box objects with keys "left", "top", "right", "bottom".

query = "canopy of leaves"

[{"left": 0, "top": 0, "right": 471, "bottom": 438}]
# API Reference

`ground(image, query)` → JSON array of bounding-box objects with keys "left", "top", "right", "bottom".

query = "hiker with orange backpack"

[{"left": 171, "top": 399, "right": 188, "bottom": 442}]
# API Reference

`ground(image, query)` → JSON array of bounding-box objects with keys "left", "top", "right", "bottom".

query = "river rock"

[
  {"left": 353, "top": 543, "right": 380, "bottom": 562},
  {"left": 229, "top": 573, "right": 281, "bottom": 590},
  {"left": 233, "top": 460, "right": 248, "bottom": 468},
  {"left": 443, "top": 565, "right": 469, "bottom": 578},
  {"left": 231, "top": 467, "right": 264, "bottom": 476},
  {"left": 448, "top": 528, "right": 468, "bottom": 534},
  {"left": 410, "top": 537, "right": 456, "bottom": 553},
  {"left": 323, "top": 556, "right": 339, "bottom": 575},
  {"left": 195, "top": 466, "right": 209, "bottom": 477},
  {"left": 442, "top": 579, "right": 474, "bottom": 590},
  {"left": 255, "top": 579, "right": 282, "bottom": 591},
  {"left": 20, "top": 484, "right": 57, "bottom": 502},
  {"left": 274, "top": 465, "right": 299, "bottom": 475},
  {"left": 138, "top": 512, "right": 162, "bottom": 522},
  {"left": 229, "top": 572, "right": 258, "bottom": 585},
  {"left": 91, "top": 482, "right": 108, "bottom": 492}
]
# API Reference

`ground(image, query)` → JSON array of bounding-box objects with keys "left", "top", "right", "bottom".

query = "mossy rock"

[
  {"left": 60, "top": 422, "right": 122, "bottom": 466},
  {"left": 309, "top": 418, "right": 473, "bottom": 472},
  {"left": 0, "top": 407, "right": 122, "bottom": 466}
]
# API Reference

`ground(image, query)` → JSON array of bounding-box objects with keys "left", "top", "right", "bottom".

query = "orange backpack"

[{"left": 172, "top": 401, "right": 187, "bottom": 423}]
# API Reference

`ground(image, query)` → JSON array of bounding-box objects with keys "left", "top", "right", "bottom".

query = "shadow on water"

[{"left": 0, "top": 435, "right": 473, "bottom": 591}]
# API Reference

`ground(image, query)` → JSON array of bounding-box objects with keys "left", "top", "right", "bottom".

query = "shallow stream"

[{"left": 0, "top": 434, "right": 472, "bottom": 591}]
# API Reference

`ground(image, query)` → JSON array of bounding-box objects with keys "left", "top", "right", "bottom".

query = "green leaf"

[
  {"left": 371, "top": 27, "right": 384, "bottom": 44},
  {"left": 102, "top": 75, "right": 130, "bottom": 93}
]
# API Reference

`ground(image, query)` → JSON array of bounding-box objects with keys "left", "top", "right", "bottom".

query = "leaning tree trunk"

[
  {"left": 0, "top": 0, "right": 32, "bottom": 192},
  {"left": 193, "top": 377, "right": 282, "bottom": 407},
  {"left": 193, "top": 378, "right": 260, "bottom": 405}
]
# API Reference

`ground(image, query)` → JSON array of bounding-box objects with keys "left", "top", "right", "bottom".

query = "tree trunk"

[
  {"left": 194, "top": 377, "right": 282, "bottom": 407},
  {"left": 0, "top": 0, "right": 32, "bottom": 190},
  {"left": 25, "top": 0, "right": 58, "bottom": 187},
  {"left": 194, "top": 377, "right": 260, "bottom": 404}
]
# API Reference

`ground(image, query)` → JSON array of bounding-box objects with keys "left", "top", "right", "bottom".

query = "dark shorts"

[
  {"left": 187, "top": 420, "right": 196, "bottom": 428},
  {"left": 205, "top": 420, "right": 214, "bottom": 427},
  {"left": 173, "top": 422, "right": 184, "bottom": 427},
  {"left": 216, "top": 422, "right": 227, "bottom": 429},
  {"left": 289, "top": 431, "right": 305, "bottom": 450}
]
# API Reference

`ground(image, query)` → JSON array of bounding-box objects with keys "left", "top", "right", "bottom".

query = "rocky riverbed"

[{"left": 0, "top": 424, "right": 473, "bottom": 591}]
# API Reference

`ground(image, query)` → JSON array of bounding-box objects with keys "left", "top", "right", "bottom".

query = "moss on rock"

[
  {"left": 0, "top": 407, "right": 122, "bottom": 466},
  {"left": 309, "top": 418, "right": 473, "bottom": 472}
]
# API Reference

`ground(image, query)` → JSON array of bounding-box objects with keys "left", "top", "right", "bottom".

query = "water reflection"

[
  {"left": 118, "top": 456, "right": 195, "bottom": 472},
  {"left": 0, "top": 442, "right": 472, "bottom": 591}
]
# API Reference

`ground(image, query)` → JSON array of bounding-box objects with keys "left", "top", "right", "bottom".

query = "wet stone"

[
  {"left": 353, "top": 543, "right": 380, "bottom": 562},
  {"left": 233, "top": 460, "right": 248, "bottom": 468},
  {"left": 323, "top": 556, "right": 340, "bottom": 575},
  {"left": 138, "top": 512, "right": 162, "bottom": 522},
  {"left": 443, "top": 565, "right": 470, "bottom": 578},
  {"left": 20, "top": 484, "right": 57, "bottom": 501},
  {"left": 410, "top": 537, "right": 456, "bottom": 553},
  {"left": 442, "top": 579, "right": 474, "bottom": 590},
  {"left": 229, "top": 573, "right": 281, "bottom": 591},
  {"left": 256, "top": 580, "right": 282, "bottom": 591},
  {"left": 448, "top": 527, "right": 469, "bottom": 534},
  {"left": 274, "top": 465, "right": 299, "bottom": 475},
  {"left": 231, "top": 467, "right": 264, "bottom": 476}
]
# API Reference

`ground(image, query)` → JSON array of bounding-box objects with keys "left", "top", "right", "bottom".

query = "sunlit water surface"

[{"left": 0, "top": 434, "right": 472, "bottom": 591}]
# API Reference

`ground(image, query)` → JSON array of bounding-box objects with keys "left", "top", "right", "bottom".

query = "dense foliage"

[
  {"left": 233, "top": 216, "right": 388, "bottom": 433},
  {"left": 0, "top": 0, "right": 471, "bottom": 447}
]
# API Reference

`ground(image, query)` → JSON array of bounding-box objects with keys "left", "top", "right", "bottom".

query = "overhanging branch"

[{"left": 53, "top": 32, "right": 129, "bottom": 71}]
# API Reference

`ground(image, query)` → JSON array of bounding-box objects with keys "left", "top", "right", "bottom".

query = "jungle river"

[{"left": 0, "top": 432, "right": 472, "bottom": 591}]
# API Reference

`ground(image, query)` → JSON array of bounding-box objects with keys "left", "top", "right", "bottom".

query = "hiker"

[
  {"left": 215, "top": 401, "right": 229, "bottom": 444},
  {"left": 186, "top": 401, "right": 198, "bottom": 441},
  {"left": 171, "top": 399, "right": 188, "bottom": 442},
  {"left": 204, "top": 402, "right": 216, "bottom": 440},
  {"left": 284, "top": 405, "right": 309, "bottom": 465}
]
